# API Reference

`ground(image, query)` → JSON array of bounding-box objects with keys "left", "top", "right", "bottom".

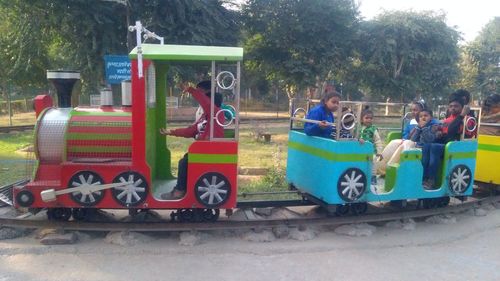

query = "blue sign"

[{"left": 104, "top": 55, "right": 131, "bottom": 84}]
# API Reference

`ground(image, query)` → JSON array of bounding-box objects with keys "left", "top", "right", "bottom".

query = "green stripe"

[
  {"left": 70, "top": 122, "right": 131, "bottom": 127},
  {"left": 67, "top": 146, "right": 132, "bottom": 153},
  {"left": 67, "top": 133, "right": 131, "bottom": 140},
  {"left": 188, "top": 153, "right": 237, "bottom": 164},
  {"left": 478, "top": 143, "right": 500, "bottom": 153},
  {"left": 448, "top": 151, "right": 476, "bottom": 159},
  {"left": 289, "top": 141, "right": 372, "bottom": 162}
]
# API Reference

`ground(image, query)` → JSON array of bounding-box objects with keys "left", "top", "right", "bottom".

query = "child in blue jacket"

[{"left": 304, "top": 91, "right": 340, "bottom": 138}]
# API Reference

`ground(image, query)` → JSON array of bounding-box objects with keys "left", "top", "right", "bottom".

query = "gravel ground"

[{"left": 0, "top": 205, "right": 500, "bottom": 281}]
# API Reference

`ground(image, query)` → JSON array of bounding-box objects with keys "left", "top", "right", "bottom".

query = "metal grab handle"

[
  {"left": 341, "top": 112, "right": 356, "bottom": 130},
  {"left": 290, "top": 117, "right": 336, "bottom": 127},
  {"left": 225, "top": 104, "right": 236, "bottom": 114},
  {"left": 465, "top": 116, "right": 477, "bottom": 132},
  {"left": 215, "top": 109, "right": 235, "bottom": 127},
  {"left": 216, "top": 71, "right": 236, "bottom": 90},
  {"left": 292, "top": 108, "right": 306, "bottom": 117}
]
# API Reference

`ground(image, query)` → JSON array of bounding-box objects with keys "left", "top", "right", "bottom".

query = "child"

[
  {"left": 421, "top": 94, "right": 469, "bottom": 189},
  {"left": 304, "top": 90, "right": 340, "bottom": 138},
  {"left": 410, "top": 109, "right": 439, "bottom": 147},
  {"left": 160, "top": 82, "right": 225, "bottom": 199},
  {"left": 359, "top": 109, "right": 383, "bottom": 185}
]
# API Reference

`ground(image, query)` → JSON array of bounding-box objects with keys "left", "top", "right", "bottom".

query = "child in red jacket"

[{"left": 160, "top": 81, "right": 225, "bottom": 199}]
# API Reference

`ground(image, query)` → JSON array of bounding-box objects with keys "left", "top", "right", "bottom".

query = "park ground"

[{"left": 0, "top": 204, "right": 499, "bottom": 280}]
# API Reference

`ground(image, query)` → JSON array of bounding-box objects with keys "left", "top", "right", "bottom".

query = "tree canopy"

[
  {"left": 0, "top": 1, "right": 497, "bottom": 104},
  {"left": 466, "top": 17, "right": 499, "bottom": 98},
  {"left": 242, "top": 0, "right": 360, "bottom": 98},
  {"left": 357, "top": 11, "right": 460, "bottom": 102}
]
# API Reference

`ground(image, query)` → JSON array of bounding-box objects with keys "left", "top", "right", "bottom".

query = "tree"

[
  {"left": 357, "top": 11, "right": 460, "bottom": 103},
  {"left": 0, "top": 2, "right": 52, "bottom": 92},
  {"left": 129, "top": 0, "right": 240, "bottom": 47},
  {"left": 466, "top": 17, "right": 499, "bottom": 99},
  {"left": 0, "top": 0, "right": 241, "bottom": 99},
  {"left": 0, "top": 0, "right": 128, "bottom": 99},
  {"left": 453, "top": 47, "right": 479, "bottom": 98},
  {"left": 241, "top": 0, "right": 360, "bottom": 99}
]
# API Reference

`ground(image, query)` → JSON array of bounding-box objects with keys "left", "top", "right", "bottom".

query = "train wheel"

[
  {"left": 422, "top": 198, "right": 438, "bottom": 209},
  {"left": 72, "top": 208, "right": 91, "bottom": 221},
  {"left": 437, "top": 197, "right": 450, "bottom": 208},
  {"left": 448, "top": 165, "right": 472, "bottom": 194},
  {"left": 112, "top": 172, "right": 148, "bottom": 207},
  {"left": 335, "top": 204, "right": 350, "bottom": 216},
  {"left": 390, "top": 200, "right": 408, "bottom": 209},
  {"left": 179, "top": 209, "right": 195, "bottom": 222},
  {"left": 337, "top": 168, "right": 366, "bottom": 202},
  {"left": 194, "top": 172, "right": 231, "bottom": 208},
  {"left": 68, "top": 171, "right": 105, "bottom": 206},
  {"left": 47, "top": 208, "right": 72, "bottom": 221},
  {"left": 351, "top": 202, "right": 368, "bottom": 215},
  {"left": 202, "top": 209, "right": 220, "bottom": 222}
]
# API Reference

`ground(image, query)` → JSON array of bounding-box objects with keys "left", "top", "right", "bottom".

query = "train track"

[
  {"left": 0, "top": 180, "right": 498, "bottom": 232},
  {"left": 0, "top": 125, "right": 35, "bottom": 133}
]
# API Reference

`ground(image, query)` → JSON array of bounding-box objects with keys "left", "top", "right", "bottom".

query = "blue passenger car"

[{"left": 286, "top": 101, "right": 479, "bottom": 214}]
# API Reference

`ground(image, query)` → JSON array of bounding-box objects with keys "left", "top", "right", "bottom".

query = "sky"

[{"left": 357, "top": 0, "right": 499, "bottom": 42}]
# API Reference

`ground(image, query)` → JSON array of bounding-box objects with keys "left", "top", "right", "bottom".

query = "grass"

[
  {"left": 0, "top": 112, "right": 36, "bottom": 126},
  {"left": 0, "top": 131, "right": 34, "bottom": 185},
  {"left": 0, "top": 131, "right": 33, "bottom": 159},
  {"left": 166, "top": 124, "right": 290, "bottom": 169}
]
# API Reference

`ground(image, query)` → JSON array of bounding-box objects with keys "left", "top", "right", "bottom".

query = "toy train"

[
  {"left": 12, "top": 24, "right": 498, "bottom": 222},
  {"left": 14, "top": 24, "right": 243, "bottom": 222}
]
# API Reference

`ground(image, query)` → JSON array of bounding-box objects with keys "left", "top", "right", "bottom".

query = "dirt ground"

[{"left": 0, "top": 205, "right": 500, "bottom": 281}]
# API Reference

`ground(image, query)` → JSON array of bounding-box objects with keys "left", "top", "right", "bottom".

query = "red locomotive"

[{"left": 14, "top": 25, "right": 243, "bottom": 222}]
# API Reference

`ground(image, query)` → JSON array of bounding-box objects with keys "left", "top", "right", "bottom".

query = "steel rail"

[
  {"left": 0, "top": 125, "right": 35, "bottom": 133},
  {"left": 0, "top": 195, "right": 497, "bottom": 232}
]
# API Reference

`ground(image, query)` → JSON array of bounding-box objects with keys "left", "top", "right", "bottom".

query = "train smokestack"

[{"left": 47, "top": 70, "right": 80, "bottom": 108}]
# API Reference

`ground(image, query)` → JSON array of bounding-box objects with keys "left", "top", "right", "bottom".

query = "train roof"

[{"left": 129, "top": 44, "right": 243, "bottom": 62}]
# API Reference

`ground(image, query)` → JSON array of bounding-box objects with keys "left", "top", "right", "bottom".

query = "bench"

[{"left": 257, "top": 132, "right": 272, "bottom": 143}]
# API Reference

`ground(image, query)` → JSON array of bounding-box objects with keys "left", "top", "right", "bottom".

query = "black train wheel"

[
  {"left": 202, "top": 209, "right": 220, "bottom": 222},
  {"left": 337, "top": 168, "right": 366, "bottom": 202},
  {"left": 112, "top": 172, "right": 148, "bottom": 207},
  {"left": 47, "top": 208, "right": 72, "bottom": 221},
  {"left": 194, "top": 172, "right": 231, "bottom": 208},
  {"left": 448, "top": 165, "right": 471, "bottom": 194},
  {"left": 68, "top": 171, "right": 105, "bottom": 207},
  {"left": 351, "top": 202, "right": 368, "bottom": 215}
]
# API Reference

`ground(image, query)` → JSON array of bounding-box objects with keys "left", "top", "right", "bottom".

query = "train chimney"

[
  {"left": 47, "top": 70, "right": 80, "bottom": 108},
  {"left": 100, "top": 88, "right": 113, "bottom": 107},
  {"left": 121, "top": 80, "right": 132, "bottom": 106}
]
